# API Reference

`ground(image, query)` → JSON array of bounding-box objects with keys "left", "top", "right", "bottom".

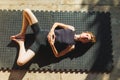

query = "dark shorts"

[{"left": 29, "top": 23, "right": 49, "bottom": 54}]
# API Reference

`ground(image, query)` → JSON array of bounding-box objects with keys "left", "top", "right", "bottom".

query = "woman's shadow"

[{"left": 8, "top": 33, "right": 93, "bottom": 80}]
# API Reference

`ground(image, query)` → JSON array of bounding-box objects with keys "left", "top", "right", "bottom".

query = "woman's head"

[{"left": 78, "top": 31, "right": 96, "bottom": 43}]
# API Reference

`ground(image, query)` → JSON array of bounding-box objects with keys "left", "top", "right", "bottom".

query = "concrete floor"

[{"left": 0, "top": 0, "right": 120, "bottom": 80}]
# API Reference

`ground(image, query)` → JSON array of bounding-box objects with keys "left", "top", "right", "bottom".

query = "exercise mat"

[{"left": 0, "top": 10, "right": 113, "bottom": 72}]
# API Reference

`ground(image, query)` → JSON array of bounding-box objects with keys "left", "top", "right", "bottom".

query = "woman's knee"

[
  {"left": 23, "top": 8, "right": 38, "bottom": 25},
  {"left": 17, "top": 59, "right": 25, "bottom": 66},
  {"left": 23, "top": 8, "right": 32, "bottom": 16},
  {"left": 23, "top": 8, "right": 31, "bottom": 13}
]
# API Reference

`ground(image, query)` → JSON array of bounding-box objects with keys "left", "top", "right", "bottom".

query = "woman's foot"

[
  {"left": 10, "top": 33, "right": 25, "bottom": 41},
  {"left": 12, "top": 38, "right": 24, "bottom": 44}
]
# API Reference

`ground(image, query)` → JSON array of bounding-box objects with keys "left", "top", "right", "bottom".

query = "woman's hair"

[{"left": 84, "top": 31, "right": 96, "bottom": 43}]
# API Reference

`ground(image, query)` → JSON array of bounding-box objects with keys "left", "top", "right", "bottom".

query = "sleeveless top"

[{"left": 55, "top": 29, "right": 75, "bottom": 45}]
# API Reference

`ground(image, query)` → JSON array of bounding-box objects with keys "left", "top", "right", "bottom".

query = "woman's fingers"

[{"left": 47, "top": 32, "right": 56, "bottom": 45}]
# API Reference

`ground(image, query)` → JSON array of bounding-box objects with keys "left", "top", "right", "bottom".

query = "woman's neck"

[{"left": 74, "top": 34, "right": 80, "bottom": 41}]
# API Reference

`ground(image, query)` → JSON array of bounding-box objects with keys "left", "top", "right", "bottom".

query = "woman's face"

[{"left": 79, "top": 32, "right": 92, "bottom": 43}]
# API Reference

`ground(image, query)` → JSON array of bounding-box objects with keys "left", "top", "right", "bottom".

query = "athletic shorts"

[{"left": 29, "top": 23, "right": 49, "bottom": 54}]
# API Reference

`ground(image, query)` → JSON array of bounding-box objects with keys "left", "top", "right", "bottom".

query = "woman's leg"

[
  {"left": 13, "top": 39, "right": 35, "bottom": 66},
  {"left": 20, "top": 8, "right": 38, "bottom": 35},
  {"left": 11, "top": 8, "right": 38, "bottom": 40},
  {"left": 11, "top": 9, "right": 38, "bottom": 66}
]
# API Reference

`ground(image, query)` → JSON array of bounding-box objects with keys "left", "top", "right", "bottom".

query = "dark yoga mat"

[{"left": 0, "top": 10, "right": 113, "bottom": 72}]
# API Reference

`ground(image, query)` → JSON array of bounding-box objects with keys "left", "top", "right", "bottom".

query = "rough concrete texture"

[{"left": 0, "top": 0, "right": 120, "bottom": 80}]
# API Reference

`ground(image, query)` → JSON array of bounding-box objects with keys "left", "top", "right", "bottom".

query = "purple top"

[{"left": 55, "top": 29, "right": 75, "bottom": 45}]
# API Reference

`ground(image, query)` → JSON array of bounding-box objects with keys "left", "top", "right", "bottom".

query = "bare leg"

[
  {"left": 20, "top": 8, "right": 38, "bottom": 35},
  {"left": 10, "top": 8, "right": 38, "bottom": 40},
  {"left": 13, "top": 39, "right": 35, "bottom": 66},
  {"left": 11, "top": 9, "right": 38, "bottom": 66}
]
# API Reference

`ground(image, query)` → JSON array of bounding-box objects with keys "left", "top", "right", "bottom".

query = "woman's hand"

[{"left": 47, "top": 30, "right": 56, "bottom": 45}]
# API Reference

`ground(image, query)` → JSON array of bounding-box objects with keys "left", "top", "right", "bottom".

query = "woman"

[{"left": 10, "top": 9, "right": 96, "bottom": 66}]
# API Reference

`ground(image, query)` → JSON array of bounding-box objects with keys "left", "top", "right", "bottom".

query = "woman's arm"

[
  {"left": 50, "top": 22, "right": 75, "bottom": 32},
  {"left": 57, "top": 45, "right": 75, "bottom": 57},
  {"left": 50, "top": 43, "right": 75, "bottom": 58},
  {"left": 48, "top": 22, "right": 75, "bottom": 57},
  {"left": 47, "top": 22, "right": 75, "bottom": 45}
]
